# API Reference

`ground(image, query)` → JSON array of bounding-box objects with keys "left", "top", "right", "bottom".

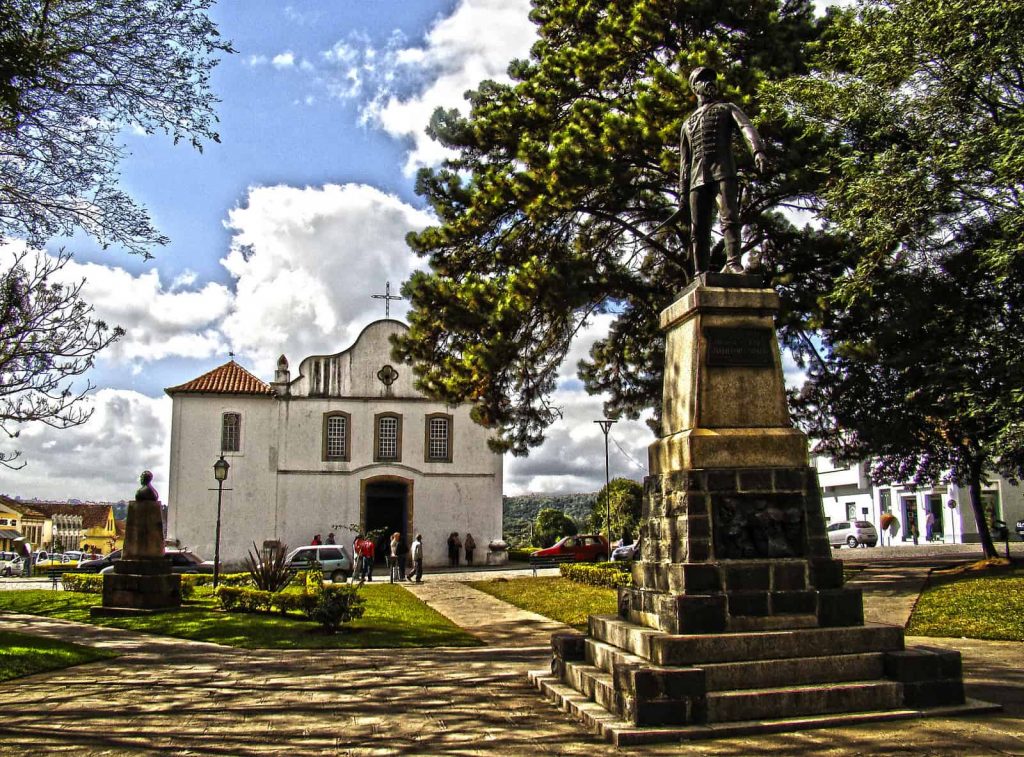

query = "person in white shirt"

[{"left": 410, "top": 534, "right": 424, "bottom": 583}]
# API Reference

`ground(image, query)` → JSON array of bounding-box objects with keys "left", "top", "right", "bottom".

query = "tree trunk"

[{"left": 967, "top": 460, "right": 998, "bottom": 559}]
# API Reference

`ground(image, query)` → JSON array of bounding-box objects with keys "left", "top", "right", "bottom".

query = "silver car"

[
  {"left": 0, "top": 551, "right": 23, "bottom": 577},
  {"left": 828, "top": 520, "right": 878, "bottom": 548},
  {"left": 285, "top": 545, "right": 353, "bottom": 583}
]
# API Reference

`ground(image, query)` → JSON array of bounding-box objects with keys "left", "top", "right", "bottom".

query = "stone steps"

[
  {"left": 707, "top": 679, "right": 904, "bottom": 721},
  {"left": 589, "top": 614, "right": 904, "bottom": 665},
  {"left": 529, "top": 670, "right": 1000, "bottom": 746},
  {"left": 585, "top": 636, "right": 887, "bottom": 691}
]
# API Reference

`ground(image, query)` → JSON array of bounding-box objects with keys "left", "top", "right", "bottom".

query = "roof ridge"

[{"left": 165, "top": 360, "right": 275, "bottom": 396}]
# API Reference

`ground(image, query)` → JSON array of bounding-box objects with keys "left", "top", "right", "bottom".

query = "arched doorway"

[{"left": 361, "top": 476, "right": 413, "bottom": 563}]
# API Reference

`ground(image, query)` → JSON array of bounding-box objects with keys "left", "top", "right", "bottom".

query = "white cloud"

[
  {"left": 0, "top": 390, "right": 171, "bottom": 502},
  {"left": 272, "top": 51, "right": 296, "bottom": 69},
  {"left": 58, "top": 259, "right": 233, "bottom": 364},
  {"left": 219, "top": 183, "right": 433, "bottom": 375},
  {"left": 316, "top": 0, "right": 536, "bottom": 173},
  {"left": 503, "top": 315, "right": 654, "bottom": 494},
  {"left": 245, "top": 54, "right": 268, "bottom": 67}
]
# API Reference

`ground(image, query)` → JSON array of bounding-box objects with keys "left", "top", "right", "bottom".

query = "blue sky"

[{"left": 1, "top": 0, "right": 668, "bottom": 502}]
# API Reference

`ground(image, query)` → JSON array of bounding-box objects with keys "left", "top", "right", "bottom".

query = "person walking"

[
  {"left": 358, "top": 536, "right": 375, "bottom": 581},
  {"left": 325, "top": 532, "right": 336, "bottom": 545},
  {"left": 447, "top": 532, "right": 458, "bottom": 568},
  {"left": 925, "top": 509, "right": 936, "bottom": 542},
  {"left": 388, "top": 532, "right": 401, "bottom": 583},
  {"left": 311, "top": 533, "right": 322, "bottom": 546},
  {"left": 21, "top": 541, "right": 32, "bottom": 578},
  {"left": 396, "top": 534, "right": 409, "bottom": 580},
  {"left": 910, "top": 517, "right": 920, "bottom": 546},
  {"left": 410, "top": 534, "right": 424, "bottom": 582},
  {"left": 464, "top": 533, "right": 476, "bottom": 566}
]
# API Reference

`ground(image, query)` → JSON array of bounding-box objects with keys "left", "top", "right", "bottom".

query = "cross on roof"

[{"left": 371, "top": 281, "right": 403, "bottom": 318}]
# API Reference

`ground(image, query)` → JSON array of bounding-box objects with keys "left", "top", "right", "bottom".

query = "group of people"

[
  {"left": 350, "top": 531, "right": 423, "bottom": 583},
  {"left": 446, "top": 532, "right": 476, "bottom": 567}
]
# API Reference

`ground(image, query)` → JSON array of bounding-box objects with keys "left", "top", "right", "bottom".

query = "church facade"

[{"left": 165, "top": 320, "right": 503, "bottom": 568}]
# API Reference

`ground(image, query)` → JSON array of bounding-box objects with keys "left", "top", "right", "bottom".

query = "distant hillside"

[{"left": 503, "top": 492, "right": 597, "bottom": 547}]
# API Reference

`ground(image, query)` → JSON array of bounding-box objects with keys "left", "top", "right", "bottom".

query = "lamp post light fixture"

[
  {"left": 212, "top": 456, "right": 230, "bottom": 588},
  {"left": 594, "top": 419, "right": 617, "bottom": 558}
]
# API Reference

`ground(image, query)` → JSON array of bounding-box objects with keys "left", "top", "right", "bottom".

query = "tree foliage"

[
  {"left": 0, "top": 248, "right": 123, "bottom": 468},
  {"left": 591, "top": 477, "right": 643, "bottom": 542},
  {"left": 393, "top": 0, "right": 840, "bottom": 455},
  {"left": 0, "top": 0, "right": 230, "bottom": 466},
  {"left": 534, "top": 506, "right": 578, "bottom": 547},
  {"left": 0, "top": 0, "right": 232, "bottom": 256},
  {"left": 774, "top": 0, "right": 1024, "bottom": 557}
]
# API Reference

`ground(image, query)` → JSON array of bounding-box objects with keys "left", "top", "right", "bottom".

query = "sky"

[{"left": 0, "top": 0, "right": 801, "bottom": 503}]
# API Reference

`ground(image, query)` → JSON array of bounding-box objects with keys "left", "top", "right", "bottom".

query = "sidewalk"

[{"left": 2, "top": 562, "right": 1022, "bottom": 755}]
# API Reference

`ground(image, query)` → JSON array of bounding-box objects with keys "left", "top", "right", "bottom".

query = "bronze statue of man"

[{"left": 679, "top": 66, "right": 768, "bottom": 275}]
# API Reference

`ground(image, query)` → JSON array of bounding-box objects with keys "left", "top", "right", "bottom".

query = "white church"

[{"left": 165, "top": 320, "right": 503, "bottom": 568}]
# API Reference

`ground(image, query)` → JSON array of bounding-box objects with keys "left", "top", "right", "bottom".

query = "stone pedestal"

[
  {"left": 93, "top": 498, "right": 180, "bottom": 616},
  {"left": 536, "top": 274, "right": 985, "bottom": 740}
]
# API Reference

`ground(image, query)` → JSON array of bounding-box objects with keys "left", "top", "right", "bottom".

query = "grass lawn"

[
  {"left": 907, "top": 568, "right": 1024, "bottom": 642},
  {"left": 0, "top": 630, "right": 117, "bottom": 682},
  {"left": 0, "top": 584, "right": 481, "bottom": 649},
  {"left": 470, "top": 576, "right": 617, "bottom": 630}
]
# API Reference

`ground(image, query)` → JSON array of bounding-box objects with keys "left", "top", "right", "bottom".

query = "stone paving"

[{"left": 1, "top": 556, "right": 1022, "bottom": 755}]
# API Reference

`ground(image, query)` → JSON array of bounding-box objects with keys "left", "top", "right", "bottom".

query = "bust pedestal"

[
  {"left": 92, "top": 498, "right": 180, "bottom": 616},
  {"left": 621, "top": 273, "right": 857, "bottom": 633}
]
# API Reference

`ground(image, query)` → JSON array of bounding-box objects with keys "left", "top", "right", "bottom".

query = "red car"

[{"left": 533, "top": 534, "right": 609, "bottom": 562}]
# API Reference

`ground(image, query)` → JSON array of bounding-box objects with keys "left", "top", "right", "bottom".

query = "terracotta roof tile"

[{"left": 165, "top": 360, "right": 274, "bottom": 396}]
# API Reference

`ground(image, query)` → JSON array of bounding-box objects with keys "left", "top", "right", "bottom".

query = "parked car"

[
  {"left": 284, "top": 545, "right": 353, "bottom": 582},
  {"left": 610, "top": 541, "right": 640, "bottom": 562},
  {"left": 34, "top": 553, "right": 73, "bottom": 570},
  {"left": 0, "top": 551, "right": 23, "bottom": 577},
  {"left": 532, "top": 534, "right": 610, "bottom": 562},
  {"left": 1016, "top": 519, "right": 1024, "bottom": 541},
  {"left": 78, "top": 550, "right": 122, "bottom": 573},
  {"left": 98, "top": 548, "right": 205, "bottom": 575},
  {"left": 827, "top": 520, "right": 879, "bottom": 548}
]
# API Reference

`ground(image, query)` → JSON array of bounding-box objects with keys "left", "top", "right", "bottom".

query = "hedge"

[
  {"left": 560, "top": 562, "right": 633, "bottom": 589},
  {"left": 507, "top": 548, "right": 540, "bottom": 562},
  {"left": 215, "top": 584, "right": 362, "bottom": 620},
  {"left": 63, "top": 572, "right": 196, "bottom": 600}
]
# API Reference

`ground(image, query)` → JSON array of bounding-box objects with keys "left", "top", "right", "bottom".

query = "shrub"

[
  {"left": 179, "top": 575, "right": 198, "bottom": 600},
  {"left": 560, "top": 562, "right": 632, "bottom": 589},
  {"left": 310, "top": 584, "right": 365, "bottom": 633},
  {"left": 245, "top": 541, "right": 292, "bottom": 592},
  {"left": 305, "top": 561, "right": 325, "bottom": 594},
  {"left": 62, "top": 573, "right": 103, "bottom": 593}
]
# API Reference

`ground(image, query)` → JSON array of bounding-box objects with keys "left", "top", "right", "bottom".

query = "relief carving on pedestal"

[{"left": 713, "top": 496, "right": 804, "bottom": 559}]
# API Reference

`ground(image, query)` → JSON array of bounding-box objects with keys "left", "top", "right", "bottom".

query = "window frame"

[
  {"left": 322, "top": 411, "right": 352, "bottom": 462},
  {"left": 373, "top": 412, "right": 403, "bottom": 462},
  {"left": 221, "top": 411, "right": 241, "bottom": 453},
  {"left": 424, "top": 412, "right": 454, "bottom": 463}
]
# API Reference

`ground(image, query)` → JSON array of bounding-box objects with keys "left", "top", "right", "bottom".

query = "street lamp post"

[
  {"left": 212, "top": 456, "right": 230, "bottom": 588},
  {"left": 594, "top": 419, "right": 617, "bottom": 558}
]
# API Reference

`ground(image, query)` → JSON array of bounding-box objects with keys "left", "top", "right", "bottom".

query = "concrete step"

[
  {"left": 584, "top": 635, "right": 885, "bottom": 691},
  {"left": 701, "top": 652, "right": 886, "bottom": 691},
  {"left": 563, "top": 661, "right": 618, "bottom": 715},
  {"left": 707, "top": 679, "right": 904, "bottom": 722},
  {"left": 589, "top": 614, "right": 904, "bottom": 665}
]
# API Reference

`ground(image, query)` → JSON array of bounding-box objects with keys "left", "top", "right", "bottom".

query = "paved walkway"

[{"left": 1, "top": 561, "right": 1022, "bottom": 755}]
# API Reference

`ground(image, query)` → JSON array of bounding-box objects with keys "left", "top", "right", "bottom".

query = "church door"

[{"left": 364, "top": 480, "right": 408, "bottom": 564}]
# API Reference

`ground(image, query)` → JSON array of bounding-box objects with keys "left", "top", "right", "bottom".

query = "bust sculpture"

[
  {"left": 677, "top": 66, "right": 768, "bottom": 275},
  {"left": 135, "top": 470, "right": 159, "bottom": 501}
]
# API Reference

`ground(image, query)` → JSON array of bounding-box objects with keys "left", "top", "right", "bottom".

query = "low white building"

[
  {"left": 814, "top": 455, "right": 1023, "bottom": 545},
  {"left": 165, "top": 320, "right": 503, "bottom": 568}
]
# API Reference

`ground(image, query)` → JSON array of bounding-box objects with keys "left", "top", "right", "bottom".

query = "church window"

[
  {"left": 322, "top": 412, "right": 351, "bottom": 461},
  {"left": 221, "top": 412, "right": 241, "bottom": 453},
  {"left": 425, "top": 413, "right": 453, "bottom": 462},
  {"left": 374, "top": 413, "right": 402, "bottom": 462}
]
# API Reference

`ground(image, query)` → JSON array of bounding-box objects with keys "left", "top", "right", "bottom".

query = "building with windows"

[
  {"left": 165, "top": 320, "right": 503, "bottom": 567},
  {"left": 814, "top": 455, "right": 1023, "bottom": 545}
]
